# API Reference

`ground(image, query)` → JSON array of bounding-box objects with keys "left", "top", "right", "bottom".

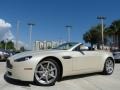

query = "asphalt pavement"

[{"left": 0, "top": 62, "right": 120, "bottom": 90}]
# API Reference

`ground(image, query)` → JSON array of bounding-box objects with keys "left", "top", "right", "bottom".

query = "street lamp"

[
  {"left": 16, "top": 20, "right": 20, "bottom": 50},
  {"left": 114, "top": 24, "right": 119, "bottom": 48},
  {"left": 65, "top": 25, "right": 72, "bottom": 42},
  {"left": 5, "top": 39, "right": 8, "bottom": 50},
  {"left": 97, "top": 16, "right": 106, "bottom": 49},
  {"left": 28, "top": 23, "right": 35, "bottom": 50}
]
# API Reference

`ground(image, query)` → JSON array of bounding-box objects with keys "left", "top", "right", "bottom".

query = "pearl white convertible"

[{"left": 6, "top": 42, "right": 114, "bottom": 86}]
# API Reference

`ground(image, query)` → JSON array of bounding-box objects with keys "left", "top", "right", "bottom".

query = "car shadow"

[
  {"left": 4, "top": 74, "right": 32, "bottom": 87},
  {"left": 4, "top": 72, "right": 101, "bottom": 86},
  {"left": 61, "top": 72, "right": 100, "bottom": 81},
  {"left": 0, "top": 60, "right": 6, "bottom": 62}
]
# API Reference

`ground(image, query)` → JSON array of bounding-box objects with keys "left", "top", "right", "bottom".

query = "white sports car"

[{"left": 6, "top": 42, "right": 114, "bottom": 86}]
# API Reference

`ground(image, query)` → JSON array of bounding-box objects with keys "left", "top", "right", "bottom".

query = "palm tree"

[
  {"left": 106, "top": 20, "right": 120, "bottom": 49},
  {"left": 83, "top": 24, "right": 102, "bottom": 48}
]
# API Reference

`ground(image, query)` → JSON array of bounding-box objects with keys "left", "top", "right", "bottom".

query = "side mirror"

[
  {"left": 80, "top": 45, "right": 88, "bottom": 50},
  {"left": 79, "top": 45, "right": 88, "bottom": 55}
]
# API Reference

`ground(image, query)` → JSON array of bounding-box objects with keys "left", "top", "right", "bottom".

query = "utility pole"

[
  {"left": 5, "top": 39, "right": 8, "bottom": 50},
  {"left": 114, "top": 24, "right": 118, "bottom": 49},
  {"left": 65, "top": 25, "right": 72, "bottom": 42},
  {"left": 16, "top": 20, "right": 20, "bottom": 50},
  {"left": 28, "top": 23, "right": 35, "bottom": 50},
  {"left": 97, "top": 16, "right": 106, "bottom": 50}
]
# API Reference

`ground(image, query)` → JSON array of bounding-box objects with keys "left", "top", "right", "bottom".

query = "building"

[{"left": 33, "top": 40, "right": 66, "bottom": 50}]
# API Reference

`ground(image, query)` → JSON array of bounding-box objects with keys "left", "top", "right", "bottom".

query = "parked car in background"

[
  {"left": 112, "top": 50, "right": 120, "bottom": 62},
  {"left": 0, "top": 49, "right": 16, "bottom": 61}
]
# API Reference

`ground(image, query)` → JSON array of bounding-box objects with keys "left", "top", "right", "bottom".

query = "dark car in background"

[{"left": 0, "top": 49, "right": 16, "bottom": 61}]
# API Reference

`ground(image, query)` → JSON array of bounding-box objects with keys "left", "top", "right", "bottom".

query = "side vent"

[{"left": 62, "top": 56, "right": 72, "bottom": 59}]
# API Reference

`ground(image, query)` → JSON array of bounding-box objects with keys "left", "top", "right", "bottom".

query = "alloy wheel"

[
  {"left": 105, "top": 58, "right": 114, "bottom": 74},
  {"left": 35, "top": 61, "right": 58, "bottom": 85}
]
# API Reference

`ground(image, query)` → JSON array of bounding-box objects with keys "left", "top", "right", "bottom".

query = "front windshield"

[{"left": 53, "top": 42, "right": 78, "bottom": 50}]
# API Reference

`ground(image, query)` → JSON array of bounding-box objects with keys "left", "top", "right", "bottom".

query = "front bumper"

[{"left": 6, "top": 59, "right": 35, "bottom": 81}]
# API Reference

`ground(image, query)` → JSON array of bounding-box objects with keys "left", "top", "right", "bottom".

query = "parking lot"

[{"left": 0, "top": 62, "right": 120, "bottom": 90}]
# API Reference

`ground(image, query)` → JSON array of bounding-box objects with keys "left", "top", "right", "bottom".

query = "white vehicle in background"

[{"left": 6, "top": 42, "right": 114, "bottom": 86}]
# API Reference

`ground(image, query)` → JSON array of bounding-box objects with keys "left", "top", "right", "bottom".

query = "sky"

[{"left": 0, "top": 0, "right": 120, "bottom": 48}]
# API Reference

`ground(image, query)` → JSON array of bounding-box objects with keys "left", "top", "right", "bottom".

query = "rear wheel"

[
  {"left": 34, "top": 59, "right": 60, "bottom": 86},
  {"left": 102, "top": 58, "right": 114, "bottom": 75}
]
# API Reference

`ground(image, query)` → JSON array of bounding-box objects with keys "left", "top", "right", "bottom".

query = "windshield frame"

[{"left": 53, "top": 42, "right": 78, "bottom": 50}]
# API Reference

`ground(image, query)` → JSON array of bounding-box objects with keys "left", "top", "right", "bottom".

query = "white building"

[{"left": 33, "top": 40, "right": 66, "bottom": 50}]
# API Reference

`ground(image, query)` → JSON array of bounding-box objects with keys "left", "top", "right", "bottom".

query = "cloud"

[
  {"left": 0, "top": 19, "right": 29, "bottom": 50},
  {"left": 0, "top": 19, "right": 14, "bottom": 41},
  {"left": 0, "top": 19, "right": 11, "bottom": 29},
  {"left": 2, "top": 30, "right": 15, "bottom": 41}
]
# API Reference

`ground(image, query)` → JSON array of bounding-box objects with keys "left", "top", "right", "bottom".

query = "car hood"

[{"left": 9, "top": 50, "right": 68, "bottom": 60}]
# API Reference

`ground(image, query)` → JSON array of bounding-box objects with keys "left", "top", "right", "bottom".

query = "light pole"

[
  {"left": 65, "top": 25, "right": 72, "bottom": 42},
  {"left": 114, "top": 24, "right": 118, "bottom": 49},
  {"left": 5, "top": 39, "right": 8, "bottom": 50},
  {"left": 97, "top": 16, "right": 106, "bottom": 49},
  {"left": 16, "top": 20, "right": 20, "bottom": 50},
  {"left": 28, "top": 23, "right": 35, "bottom": 50}
]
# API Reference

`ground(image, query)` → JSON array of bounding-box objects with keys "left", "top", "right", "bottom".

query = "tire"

[
  {"left": 34, "top": 59, "right": 60, "bottom": 86},
  {"left": 102, "top": 58, "right": 114, "bottom": 75}
]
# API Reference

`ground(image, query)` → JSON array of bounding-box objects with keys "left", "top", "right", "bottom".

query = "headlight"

[{"left": 14, "top": 56, "right": 32, "bottom": 62}]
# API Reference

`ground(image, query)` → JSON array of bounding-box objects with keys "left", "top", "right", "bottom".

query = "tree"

[
  {"left": 83, "top": 24, "right": 102, "bottom": 48},
  {"left": 20, "top": 46, "right": 25, "bottom": 52},
  {"left": 0, "top": 40, "right": 15, "bottom": 50},
  {"left": 0, "top": 41, "right": 5, "bottom": 49},
  {"left": 7, "top": 41, "right": 15, "bottom": 50},
  {"left": 47, "top": 46, "right": 52, "bottom": 49},
  {"left": 105, "top": 20, "right": 120, "bottom": 49}
]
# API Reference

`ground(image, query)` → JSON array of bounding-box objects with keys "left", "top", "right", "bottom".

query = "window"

[
  {"left": 53, "top": 42, "right": 78, "bottom": 50},
  {"left": 73, "top": 44, "right": 88, "bottom": 51}
]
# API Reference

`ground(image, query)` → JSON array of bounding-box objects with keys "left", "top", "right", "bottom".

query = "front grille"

[{"left": 6, "top": 60, "right": 13, "bottom": 69}]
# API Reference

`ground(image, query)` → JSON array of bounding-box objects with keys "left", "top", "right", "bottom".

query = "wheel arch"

[
  {"left": 39, "top": 56, "right": 63, "bottom": 81},
  {"left": 102, "top": 56, "right": 115, "bottom": 70},
  {"left": 107, "top": 57, "right": 115, "bottom": 66},
  {"left": 101, "top": 56, "right": 115, "bottom": 72},
  {"left": 102, "top": 56, "right": 115, "bottom": 75}
]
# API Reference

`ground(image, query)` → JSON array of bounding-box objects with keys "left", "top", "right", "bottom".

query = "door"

[{"left": 72, "top": 45, "right": 102, "bottom": 72}]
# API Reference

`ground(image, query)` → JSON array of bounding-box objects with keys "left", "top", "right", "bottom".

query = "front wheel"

[
  {"left": 102, "top": 58, "right": 114, "bottom": 75},
  {"left": 34, "top": 59, "right": 60, "bottom": 86}
]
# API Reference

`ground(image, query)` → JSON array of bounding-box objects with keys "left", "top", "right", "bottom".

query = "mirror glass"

[{"left": 80, "top": 45, "right": 88, "bottom": 50}]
